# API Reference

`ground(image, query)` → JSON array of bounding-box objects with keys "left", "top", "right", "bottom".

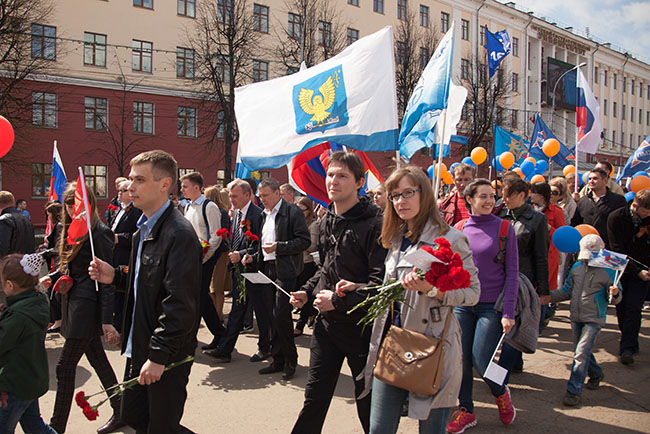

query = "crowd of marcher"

[{"left": 0, "top": 149, "right": 648, "bottom": 434}]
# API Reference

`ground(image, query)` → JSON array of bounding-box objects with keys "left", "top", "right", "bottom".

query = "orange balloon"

[
  {"left": 443, "top": 172, "right": 454, "bottom": 185},
  {"left": 563, "top": 165, "right": 577, "bottom": 176},
  {"left": 471, "top": 147, "right": 488, "bottom": 165},
  {"left": 525, "top": 157, "right": 537, "bottom": 166},
  {"left": 575, "top": 224, "right": 599, "bottom": 237},
  {"left": 542, "top": 138, "right": 560, "bottom": 157},
  {"left": 629, "top": 175, "right": 650, "bottom": 193},
  {"left": 530, "top": 174, "right": 546, "bottom": 184},
  {"left": 610, "top": 166, "right": 615, "bottom": 178},
  {"left": 435, "top": 163, "right": 448, "bottom": 177},
  {"left": 499, "top": 152, "right": 515, "bottom": 169},
  {"left": 513, "top": 167, "right": 525, "bottom": 179},
  {"left": 491, "top": 180, "right": 502, "bottom": 188}
]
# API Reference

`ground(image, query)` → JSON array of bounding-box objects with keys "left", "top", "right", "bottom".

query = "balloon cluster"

[{"left": 552, "top": 224, "right": 599, "bottom": 254}]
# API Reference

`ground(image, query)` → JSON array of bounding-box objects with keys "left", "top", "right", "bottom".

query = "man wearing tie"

[{"left": 204, "top": 179, "right": 267, "bottom": 362}]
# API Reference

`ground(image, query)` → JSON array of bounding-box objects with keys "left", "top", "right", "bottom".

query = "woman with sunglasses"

[
  {"left": 447, "top": 179, "right": 519, "bottom": 433},
  {"left": 361, "top": 166, "right": 480, "bottom": 434},
  {"left": 549, "top": 177, "right": 576, "bottom": 224}
]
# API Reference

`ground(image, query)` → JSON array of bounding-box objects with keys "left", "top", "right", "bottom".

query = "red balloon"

[{"left": 0, "top": 116, "right": 15, "bottom": 159}]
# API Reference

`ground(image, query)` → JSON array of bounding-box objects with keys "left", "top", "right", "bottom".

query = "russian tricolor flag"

[
  {"left": 576, "top": 68, "right": 602, "bottom": 155},
  {"left": 48, "top": 141, "right": 67, "bottom": 202}
]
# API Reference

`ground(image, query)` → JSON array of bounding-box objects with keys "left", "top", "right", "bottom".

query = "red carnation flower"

[
  {"left": 421, "top": 245, "right": 436, "bottom": 256},
  {"left": 435, "top": 274, "right": 455, "bottom": 292},
  {"left": 75, "top": 391, "right": 87, "bottom": 409},
  {"left": 449, "top": 266, "right": 471, "bottom": 289},
  {"left": 434, "top": 237, "right": 451, "bottom": 249},
  {"left": 450, "top": 253, "right": 463, "bottom": 268},
  {"left": 244, "top": 230, "right": 259, "bottom": 241},
  {"left": 82, "top": 405, "right": 99, "bottom": 421},
  {"left": 216, "top": 228, "right": 229, "bottom": 239},
  {"left": 433, "top": 246, "right": 454, "bottom": 264}
]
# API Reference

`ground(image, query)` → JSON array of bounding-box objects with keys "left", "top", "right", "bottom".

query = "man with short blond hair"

[{"left": 439, "top": 163, "right": 474, "bottom": 225}]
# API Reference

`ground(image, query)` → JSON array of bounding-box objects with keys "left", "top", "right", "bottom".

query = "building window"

[
  {"left": 348, "top": 0, "right": 359, "bottom": 6},
  {"left": 217, "top": 111, "right": 226, "bottom": 139},
  {"left": 594, "top": 66, "right": 598, "bottom": 83},
  {"left": 479, "top": 64, "right": 486, "bottom": 85},
  {"left": 604, "top": 70, "right": 608, "bottom": 87},
  {"left": 623, "top": 104, "right": 626, "bottom": 120},
  {"left": 419, "top": 47, "right": 429, "bottom": 69},
  {"left": 215, "top": 55, "right": 231, "bottom": 84},
  {"left": 318, "top": 21, "right": 332, "bottom": 48},
  {"left": 512, "top": 73, "right": 519, "bottom": 92},
  {"left": 647, "top": 111, "right": 649, "bottom": 126},
  {"left": 84, "top": 165, "right": 108, "bottom": 198},
  {"left": 480, "top": 26, "right": 486, "bottom": 46},
  {"left": 632, "top": 79, "right": 635, "bottom": 95},
  {"left": 133, "top": 0, "right": 153, "bottom": 8},
  {"left": 177, "top": 106, "right": 196, "bottom": 137},
  {"left": 612, "top": 130, "right": 616, "bottom": 144},
  {"left": 648, "top": 84, "right": 650, "bottom": 99},
  {"left": 512, "top": 37, "right": 519, "bottom": 57},
  {"left": 613, "top": 102, "right": 617, "bottom": 118},
  {"left": 178, "top": 0, "right": 195, "bottom": 17},
  {"left": 217, "top": 0, "right": 233, "bottom": 24},
  {"left": 642, "top": 108, "right": 644, "bottom": 124},
  {"left": 288, "top": 12, "right": 302, "bottom": 39},
  {"left": 440, "top": 12, "right": 450, "bottom": 32},
  {"left": 614, "top": 73, "right": 617, "bottom": 89},
  {"left": 396, "top": 41, "right": 406, "bottom": 65},
  {"left": 347, "top": 28, "right": 359, "bottom": 45},
  {"left": 252, "top": 60, "right": 268, "bottom": 82},
  {"left": 253, "top": 4, "right": 269, "bottom": 33},
  {"left": 133, "top": 102, "right": 154, "bottom": 134},
  {"left": 604, "top": 99, "right": 608, "bottom": 115},
  {"left": 32, "top": 92, "right": 57, "bottom": 128},
  {"left": 461, "top": 19, "right": 470, "bottom": 41},
  {"left": 31, "top": 163, "right": 52, "bottom": 197},
  {"left": 461, "top": 59, "right": 470, "bottom": 80},
  {"left": 179, "top": 168, "right": 195, "bottom": 179},
  {"left": 420, "top": 5, "right": 429, "bottom": 27},
  {"left": 84, "top": 32, "right": 106, "bottom": 67},
  {"left": 132, "top": 40, "right": 153, "bottom": 73},
  {"left": 84, "top": 97, "right": 108, "bottom": 130},
  {"left": 631, "top": 106, "right": 634, "bottom": 123},
  {"left": 511, "top": 110, "right": 518, "bottom": 128},
  {"left": 31, "top": 24, "right": 56, "bottom": 60},
  {"left": 373, "top": 0, "right": 384, "bottom": 13},
  {"left": 176, "top": 47, "right": 194, "bottom": 79},
  {"left": 397, "top": 0, "right": 407, "bottom": 20},
  {"left": 623, "top": 77, "right": 627, "bottom": 92}
]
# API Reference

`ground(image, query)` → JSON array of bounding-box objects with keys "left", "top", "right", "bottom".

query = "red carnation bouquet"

[
  {"left": 75, "top": 356, "right": 193, "bottom": 421},
  {"left": 216, "top": 222, "right": 259, "bottom": 304},
  {"left": 349, "top": 237, "right": 470, "bottom": 326}
]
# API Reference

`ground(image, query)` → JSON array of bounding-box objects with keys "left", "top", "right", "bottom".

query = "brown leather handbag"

[{"left": 373, "top": 306, "right": 452, "bottom": 396}]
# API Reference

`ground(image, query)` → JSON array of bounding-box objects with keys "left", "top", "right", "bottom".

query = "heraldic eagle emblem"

[{"left": 298, "top": 75, "right": 336, "bottom": 126}]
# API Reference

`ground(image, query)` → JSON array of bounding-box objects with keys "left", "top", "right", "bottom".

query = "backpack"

[{"left": 186, "top": 199, "right": 231, "bottom": 254}]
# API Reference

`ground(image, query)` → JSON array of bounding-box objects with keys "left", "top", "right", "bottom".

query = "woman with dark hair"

[
  {"left": 294, "top": 196, "right": 318, "bottom": 336},
  {"left": 40, "top": 183, "right": 123, "bottom": 434},
  {"left": 447, "top": 179, "right": 519, "bottom": 433},
  {"left": 43, "top": 201, "right": 64, "bottom": 333},
  {"left": 362, "top": 166, "right": 480, "bottom": 434}
]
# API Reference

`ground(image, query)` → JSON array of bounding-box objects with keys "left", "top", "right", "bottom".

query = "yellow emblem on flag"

[{"left": 298, "top": 75, "right": 336, "bottom": 127}]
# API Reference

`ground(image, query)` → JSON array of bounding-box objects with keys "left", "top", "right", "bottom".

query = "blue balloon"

[
  {"left": 520, "top": 160, "right": 535, "bottom": 177},
  {"left": 536, "top": 160, "right": 549, "bottom": 173},
  {"left": 552, "top": 226, "right": 582, "bottom": 253},
  {"left": 427, "top": 165, "right": 434, "bottom": 178},
  {"left": 625, "top": 191, "right": 636, "bottom": 202},
  {"left": 534, "top": 165, "right": 545, "bottom": 175},
  {"left": 495, "top": 159, "right": 504, "bottom": 171},
  {"left": 450, "top": 162, "right": 460, "bottom": 171},
  {"left": 524, "top": 174, "right": 532, "bottom": 182},
  {"left": 462, "top": 157, "right": 476, "bottom": 167},
  {"left": 578, "top": 173, "right": 585, "bottom": 186},
  {"left": 633, "top": 171, "right": 649, "bottom": 178}
]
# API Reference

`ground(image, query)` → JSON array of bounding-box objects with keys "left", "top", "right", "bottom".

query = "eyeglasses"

[
  {"left": 551, "top": 190, "right": 560, "bottom": 196},
  {"left": 119, "top": 189, "right": 128, "bottom": 192},
  {"left": 388, "top": 188, "right": 421, "bottom": 202}
]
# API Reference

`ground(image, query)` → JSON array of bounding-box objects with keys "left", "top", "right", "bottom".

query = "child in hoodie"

[
  {"left": 0, "top": 253, "right": 56, "bottom": 433},
  {"left": 541, "top": 234, "right": 622, "bottom": 407}
]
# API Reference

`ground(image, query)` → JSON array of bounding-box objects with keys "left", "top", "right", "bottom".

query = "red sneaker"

[
  {"left": 495, "top": 385, "right": 516, "bottom": 425},
  {"left": 446, "top": 407, "right": 477, "bottom": 434}
]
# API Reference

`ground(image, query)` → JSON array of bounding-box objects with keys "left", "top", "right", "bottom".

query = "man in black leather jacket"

[
  {"left": 90, "top": 150, "right": 201, "bottom": 434},
  {"left": 0, "top": 191, "right": 35, "bottom": 259}
]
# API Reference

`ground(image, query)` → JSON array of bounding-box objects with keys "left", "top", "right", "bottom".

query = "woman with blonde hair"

[
  {"left": 361, "top": 166, "right": 480, "bottom": 434},
  {"left": 205, "top": 185, "right": 232, "bottom": 319},
  {"left": 40, "top": 183, "right": 123, "bottom": 434},
  {"left": 550, "top": 177, "right": 576, "bottom": 223}
]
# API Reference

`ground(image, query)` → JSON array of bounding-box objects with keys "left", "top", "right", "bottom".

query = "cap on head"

[{"left": 577, "top": 234, "right": 605, "bottom": 260}]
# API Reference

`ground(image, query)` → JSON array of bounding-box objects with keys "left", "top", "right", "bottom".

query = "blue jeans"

[
  {"left": 0, "top": 392, "right": 57, "bottom": 434},
  {"left": 369, "top": 378, "right": 451, "bottom": 434},
  {"left": 567, "top": 322, "right": 602, "bottom": 396},
  {"left": 455, "top": 303, "right": 506, "bottom": 413}
]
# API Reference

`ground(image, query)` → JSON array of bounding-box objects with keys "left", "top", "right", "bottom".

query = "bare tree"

[
  {"left": 0, "top": 0, "right": 57, "bottom": 168},
  {"left": 394, "top": 7, "right": 440, "bottom": 119},
  {"left": 186, "top": 0, "right": 260, "bottom": 183},
  {"left": 275, "top": 0, "right": 347, "bottom": 70},
  {"left": 457, "top": 53, "right": 514, "bottom": 153}
]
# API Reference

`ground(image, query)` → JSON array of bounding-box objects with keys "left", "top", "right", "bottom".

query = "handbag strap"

[{"left": 439, "top": 306, "right": 453, "bottom": 340}]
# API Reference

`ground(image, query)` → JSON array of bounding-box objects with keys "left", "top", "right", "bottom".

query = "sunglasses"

[
  {"left": 551, "top": 190, "right": 560, "bottom": 196},
  {"left": 119, "top": 189, "right": 129, "bottom": 192}
]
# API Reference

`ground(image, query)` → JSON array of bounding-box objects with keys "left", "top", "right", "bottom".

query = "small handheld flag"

[{"left": 485, "top": 28, "right": 511, "bottom": 78}]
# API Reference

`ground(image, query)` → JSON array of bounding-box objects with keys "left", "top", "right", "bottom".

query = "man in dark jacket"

[
  {"left": 246, "top": 178, "right": 310, "bottom": 380},
  {"left": 90, "top": 150, "right": 201, "bottom": 434},
  {"left": 0, "top": 191, "right": 35, "bottom": 259},
  {"left": 571, "top": 168, "right": 626, "bottom": 248},
  {"left": 607, "top": 190, "right": 650, "bottom": 365},
  {"left": 289, "top": 151, "right": 387, "bottom": 434}
]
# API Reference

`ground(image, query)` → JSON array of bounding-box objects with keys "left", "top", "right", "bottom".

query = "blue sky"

[{"left": 500, "top": 1, "right": 650, "bottom": 64}]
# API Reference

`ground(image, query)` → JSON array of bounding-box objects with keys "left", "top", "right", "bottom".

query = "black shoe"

[
  {"left": 250, "top": 350, "right": 271, "bottom": 362},
  {"left": 241, "top": 324, "right": 254, "bottom": 333},
  {"left": 201, "top": 337, "right": 220, "bottom": 350},
  {"left": 621, "top": 351, "right": 634, "bottom": 365},
  {"left": 282, "top": 364, "right": 296, "bottom": 380},
  {"left": 563, "top": 392, "right": 581, "bottom": 407},
  {"left": 46, "top": 326, "right": 60, "bottom": 334},
  {"left": 97, "top": 414, "right": 126, "bottom": 434},
  {"left": 203, "top": 349, "right": 231, "bottom": 362},
  {"left": 259, "top": 364, "right": 284, "bottom": 375},
  {"left": 586, "top": 372, "right": 604, "bottom": 390}
]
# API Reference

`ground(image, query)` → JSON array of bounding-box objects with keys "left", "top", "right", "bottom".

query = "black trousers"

[
  {"left": 296, "top": 262, "right": 318, "bottom": 330},
  {"left": 121, "top": 358, "right": 194, "bottom": 434},
  {"left": 50, "top": 336, "right": 120, "bottom": 434},
  {"left": 200, "top": 255, "right": 225, "bottom": 341},
  {"left": 292, "top": 318, "right": 371, "bottom": 434},
  {"left": 216, "top": 267, "right": 273, "bottom": 354},
  {"left": 262, "top": 261, "right": 298, "bottom": 367},
  {"left": 48, "top": 289, "right": 61, "bottom": 322},
  {"left": 616, "top": 274, "right": 650, "bottom": 354}
]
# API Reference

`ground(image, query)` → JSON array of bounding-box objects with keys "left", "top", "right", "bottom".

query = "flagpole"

[
  {"left": 77, "top": 167, "right": 100, "bottom": 293},
  {"left": 434, "top": 109, "right": 449, "bottom": 199}
]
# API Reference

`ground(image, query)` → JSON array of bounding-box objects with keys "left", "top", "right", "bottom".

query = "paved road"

[{"left": 37, "top": 302, "right": 650, "bottom": 434}]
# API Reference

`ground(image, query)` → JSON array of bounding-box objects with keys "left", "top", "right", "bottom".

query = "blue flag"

[
  {"left": 618, "top": 134, "right": 650, "bottom": 181},
  {"left": 528, "top": 114, "right": 574, "bottom": 167},
  {"left": 492, "top": 125, "right": 529, "bottom": 166},
  {"left": 485, "top": 28, "right": 511, "bottom": 78}
]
